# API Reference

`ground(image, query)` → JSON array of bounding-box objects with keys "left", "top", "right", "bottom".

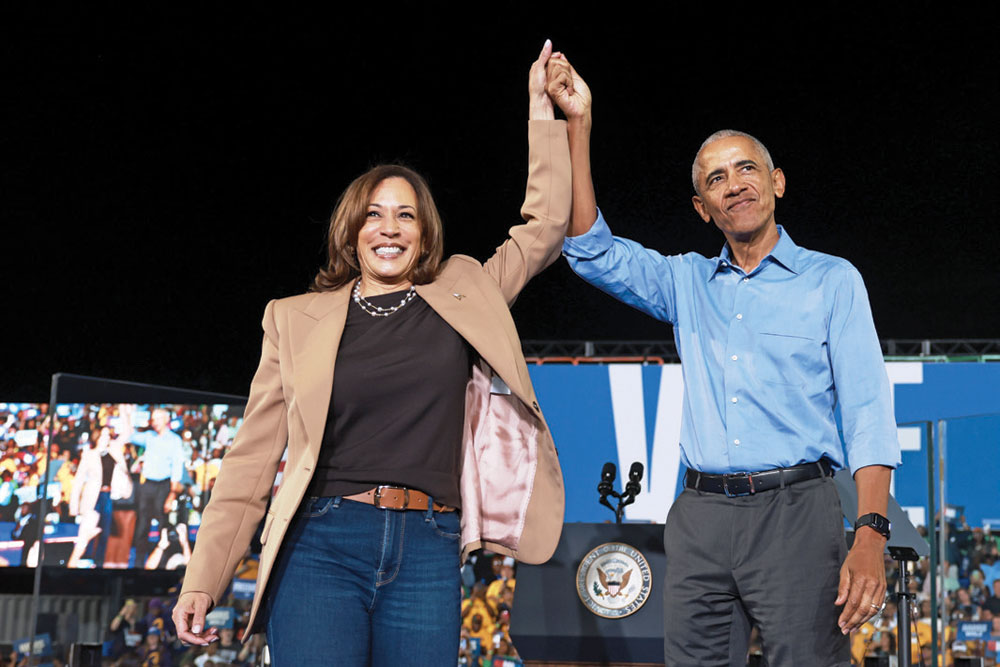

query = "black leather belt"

[{"left": 685, "top": 459, "right": 833, "bottom": 497}]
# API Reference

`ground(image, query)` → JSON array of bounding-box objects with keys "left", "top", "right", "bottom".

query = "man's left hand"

[
  {"left": 546, "top": 55, "right": 592, "bottom": 122},
  {"left": 835, "top": 531, "right": 887, "bottom": 633}
]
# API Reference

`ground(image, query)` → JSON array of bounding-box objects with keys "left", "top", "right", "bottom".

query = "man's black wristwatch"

[{"left": 854, "top": 512, "right": 891, "bottom": 540}]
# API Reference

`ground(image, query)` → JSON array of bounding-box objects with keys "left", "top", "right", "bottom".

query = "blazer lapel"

[
  {"left": 289, "top": 285, "right": 352, "bottom": 459},
  {"left": 416, "top": 263, "right": 532, "bottom": 407}
]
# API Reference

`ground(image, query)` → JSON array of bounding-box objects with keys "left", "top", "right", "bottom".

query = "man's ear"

[
  {"left": 692, "top": 195, "right": 711, "bottom": 223},
  {"left": 771, "top": 168, "right": 786, "bottom": 199}
]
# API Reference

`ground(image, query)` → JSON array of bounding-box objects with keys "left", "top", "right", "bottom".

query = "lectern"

[{"left": 510, "top": 523, "right": 665, "bottom": 666}]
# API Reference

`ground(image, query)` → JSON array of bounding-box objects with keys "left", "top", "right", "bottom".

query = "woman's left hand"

[{"left": 528, "top": 39, "right": 555, "bottom": 121}]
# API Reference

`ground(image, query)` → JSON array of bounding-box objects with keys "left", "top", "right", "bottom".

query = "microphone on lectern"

[
  {"left": 598, "top": 462, "right": 617, "bottom": 495},
  {"left": 625, "top": 462, "right": 643, "bottom": 496},
  {"left": 621, "top": 462, "right": 644, "bottom": 509},
  {"left": 598, "top": 462, "right": 619, "bottom": 512}
]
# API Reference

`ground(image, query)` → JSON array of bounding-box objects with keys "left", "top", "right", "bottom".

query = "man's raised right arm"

[
  {"left": 547, "top": 55, "right": 677, "bottom": 324},
  {"left": 546, "top": 54, "right": 595, "bottom": 237}
]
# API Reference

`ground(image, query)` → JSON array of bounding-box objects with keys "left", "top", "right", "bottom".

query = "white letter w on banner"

[{"left": 607, "top": 364, "right": 684, "bottom": 523}]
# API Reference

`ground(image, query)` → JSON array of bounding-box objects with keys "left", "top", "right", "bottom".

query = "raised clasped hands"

[
  {"left": 546, "top": 51, "right": 592, "bottom": 123},
  {"left": 528, "top": 40, "right": 592, "bottom": 124}
]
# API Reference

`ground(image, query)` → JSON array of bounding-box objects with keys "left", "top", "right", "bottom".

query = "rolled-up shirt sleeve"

[
  {"left": 562, "top": 208, "right": 616, "bottom": 258},
  {"left": 562, "top": 209, "right": 678, "bottom": 324},
  {"left": 828, "top": 264, "right": 901, "bottom": 473}
]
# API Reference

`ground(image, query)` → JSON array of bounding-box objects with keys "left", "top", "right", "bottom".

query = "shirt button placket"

[{"left": 726, "top": 272, "right": 751, "bottom": 467}]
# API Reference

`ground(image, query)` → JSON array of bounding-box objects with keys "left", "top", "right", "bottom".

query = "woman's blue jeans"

[{"left": 265, "top": 496, "right": 462, "bottom": 666}]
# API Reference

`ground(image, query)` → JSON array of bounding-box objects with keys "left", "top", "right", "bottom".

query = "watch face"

[{"left": 857, "top": 513, "right": 890, "bottom": 538}]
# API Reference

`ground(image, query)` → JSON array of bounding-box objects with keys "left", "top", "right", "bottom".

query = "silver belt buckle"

[
  {"left": 373, "top": 485, "right": 410, "bottom": 510},
  {"left": 722, "top": 472, "right": 755, "bottom": 497}
]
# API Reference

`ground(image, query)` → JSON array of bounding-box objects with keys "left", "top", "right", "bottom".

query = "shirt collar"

[{"left": 710, "top": 224, "right": 800, "bottom": 280}]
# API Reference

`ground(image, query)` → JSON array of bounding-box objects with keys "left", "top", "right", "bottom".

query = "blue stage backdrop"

[{"left": 529, "top": 362, "right": 1000, "bottom": 529}]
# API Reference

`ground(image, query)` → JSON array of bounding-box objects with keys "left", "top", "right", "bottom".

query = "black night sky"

[{"left": 5, "top": 6, "right": 998, "bottom": 399}]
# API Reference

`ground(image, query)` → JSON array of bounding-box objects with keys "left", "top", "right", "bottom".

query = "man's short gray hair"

[{"left": 691, "top": 129, "right": 775, "bottom": 193}]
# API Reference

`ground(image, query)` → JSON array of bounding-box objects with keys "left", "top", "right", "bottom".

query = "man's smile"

[{"left": 726, "top": 197, "right": 756, "bottom": 212}]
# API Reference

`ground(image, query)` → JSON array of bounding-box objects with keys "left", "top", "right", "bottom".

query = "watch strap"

[{"left": 855, "top": 512, "right": 891, "bottom": 540}]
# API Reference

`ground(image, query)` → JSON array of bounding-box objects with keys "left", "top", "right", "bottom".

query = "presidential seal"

[{"left": 576, "top": 542, "right": 652, "bottom": 619}]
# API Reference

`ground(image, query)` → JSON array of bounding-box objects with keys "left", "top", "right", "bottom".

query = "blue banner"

[
  {"left": 231, "top": 578, "right": 256, "bottom": 600},
  {"left": 957, "top": 621, "right": 992, "bottom": 641},
  {"left": 530, "top": 362, "right": 1000, "bottom": 527},
  {"left": 205, "top": 606, "right": 236, "bottom": 629},
  {"left": 14, "top": 633, "right": 52, "bottom": 658}
]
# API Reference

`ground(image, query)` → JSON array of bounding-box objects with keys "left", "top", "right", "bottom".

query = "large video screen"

[{"left": 0, "top": 401, "right": 244, "bottom": 570}]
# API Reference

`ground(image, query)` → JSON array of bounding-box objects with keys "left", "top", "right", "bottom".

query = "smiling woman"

[
  {"left": 356, "top": 177, "right": 423, "bottom": 292},
  {"left": 172, "top": 40, "right": 576, "bottom": 667},
  {"left": 312, "top": 164, "right": 444, "bottom": 295}
]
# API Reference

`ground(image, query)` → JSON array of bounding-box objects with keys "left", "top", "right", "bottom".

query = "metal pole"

[
  {"left": 933, "top": 419, "right": 948, "bottom": 665},
  {"left": 897, "top": 558, "right": 911, "bottom": 667},
  {"left": 925, "top": 420, "right": 938, "bottom": 666},
  {"left": 28, "top": 375, "right": 60, "bottom": 666}
]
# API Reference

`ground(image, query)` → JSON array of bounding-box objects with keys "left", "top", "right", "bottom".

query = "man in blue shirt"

[
  {"left": 547, "top": 57, "right": 900, "bottom": 665},
  {"left": 125, "top": 406, "right": 185, "bottom": 568}
]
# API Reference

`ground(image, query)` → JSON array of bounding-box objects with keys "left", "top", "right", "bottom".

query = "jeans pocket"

[
  {"left": 298, "top": 496, "right": 335, "bottom": 518},
  {"left": 430, "top": 511, "right": 461, "bottom": 540}
]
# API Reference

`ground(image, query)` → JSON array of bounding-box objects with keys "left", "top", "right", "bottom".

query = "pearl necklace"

[{"left": 352, "top": 280, "right": 417, "bottom": 318}]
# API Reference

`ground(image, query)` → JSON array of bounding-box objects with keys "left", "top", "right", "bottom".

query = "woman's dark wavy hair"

[{"left": 311, "top": 165, "right": 444, "bottom": 292}]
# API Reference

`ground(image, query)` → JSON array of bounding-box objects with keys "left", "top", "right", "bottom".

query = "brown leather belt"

[{"left": 344, "top": 485, "right": 456, "bottom": 512}]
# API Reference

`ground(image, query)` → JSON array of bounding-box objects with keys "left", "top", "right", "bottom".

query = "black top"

[
  {"left": 101, "top": 451, "right": 116, "bottom": 487},
  {"left": 306, "top": 290, "right": 472, "bottom": 508}
]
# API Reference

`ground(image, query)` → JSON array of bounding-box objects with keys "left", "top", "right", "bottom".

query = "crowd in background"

[
  {"left": 0, "top": 403, "right": 242, "bottom": 569},
  {"left": 844, "top": 518, "right": 1000, "bottom": 666},
  {"left": 2, "top": 522, "right": 1000, "bottom": 665},
  {"left": 95, "top": 591, "right": 264, "bottom": 667},
  {"left": 3, "top": 400, "right": 998, "bottom": 665},
  {"left": 0, "top": 545, "right": 520, "bottom": 666},
  {"left": 459, "top": 553, "right": 521, "bottom": 667}
]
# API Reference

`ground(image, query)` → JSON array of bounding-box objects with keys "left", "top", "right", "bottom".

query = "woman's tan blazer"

[{"left": 180, "top": 120, "right": 571, "bottom": 631}]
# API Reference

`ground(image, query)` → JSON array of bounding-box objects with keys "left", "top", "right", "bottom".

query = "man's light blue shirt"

[
  {"left": 563, "top": 210, "right": 900, "bottom": 475},
  {"left": 130, "top": 429, "right": 185, "bottom": 483}
]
